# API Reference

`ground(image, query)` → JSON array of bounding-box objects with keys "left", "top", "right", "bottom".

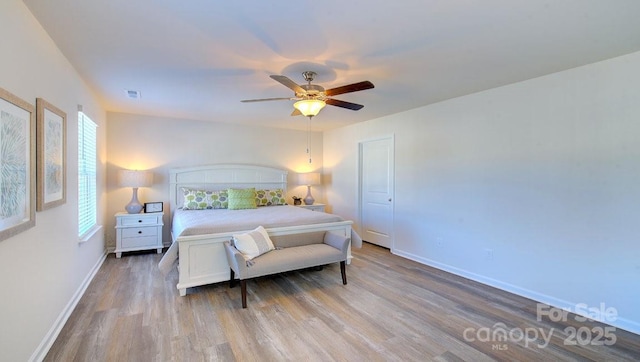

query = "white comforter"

[{"left": 172, "top": 205, "right": 344, "bottom": 237}]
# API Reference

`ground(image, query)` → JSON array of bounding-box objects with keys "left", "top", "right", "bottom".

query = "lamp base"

[
  {"left": 303, "top": 185, "right": 315, "bottom": 205},
  {"left": 125, "top": 187, "right": 143, "bottom": 214}
]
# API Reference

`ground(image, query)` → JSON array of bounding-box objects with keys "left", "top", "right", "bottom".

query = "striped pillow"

[{"left": 232, "top": 226, "right": 275, "bottom": 260}]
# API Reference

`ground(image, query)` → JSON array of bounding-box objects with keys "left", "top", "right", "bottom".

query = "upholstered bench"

[{"left": 223, "top": 228, "right": 350, "bottom": 308}]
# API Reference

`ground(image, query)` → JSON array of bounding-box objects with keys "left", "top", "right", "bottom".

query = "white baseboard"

[
  {"left": 393, "top": 249, "right": 640, "bottom": 336},
  {"left": 30, "top": 251, "right": 108, "bottom": 362}
]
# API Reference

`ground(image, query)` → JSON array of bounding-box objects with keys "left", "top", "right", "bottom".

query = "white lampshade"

[
  {"left": 298, "top": 172, "right": 321, "bottom": 186},
  {"left": 119, "top": 170, "right": 152, "bottom": 188},
  {"left": 293, "top": 99, "right": 326, "bottom": 117}
]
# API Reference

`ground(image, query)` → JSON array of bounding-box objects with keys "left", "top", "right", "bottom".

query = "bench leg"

[
  {"left": 241, "top": 280, "right": 247, "bottom": 308},
  {"left": 340, "top": 261, "right": 347, "bottom": 285},
  {"left": 229, "top": 269, "right": 236, "bottom": 288}
]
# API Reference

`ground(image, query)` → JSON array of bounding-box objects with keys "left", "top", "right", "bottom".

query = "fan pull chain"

[{"left": 307, "top": 116, "right": 312, "bottom": 163}]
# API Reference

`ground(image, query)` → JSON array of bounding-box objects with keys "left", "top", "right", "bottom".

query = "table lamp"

[
  {"left": 119, "top": 170, "right": 152, "bottom": 213},
  {"left": 298, "top": 172, "right": 321, "bottom": 205}
]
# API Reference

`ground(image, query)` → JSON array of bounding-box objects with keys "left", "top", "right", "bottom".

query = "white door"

[{"left": 360, "top": 137, "right": 394, "bottom": 248}]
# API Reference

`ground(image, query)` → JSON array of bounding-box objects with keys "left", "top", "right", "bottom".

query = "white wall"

[
  {"left": 0, "top": 1, "right": 108, "bottom": 360},
  {"left": 105, "top": 112, "right": 323, "bottom": 247},
  {"left": 324, "top": 51, "right": 640, "bottom": 334}
]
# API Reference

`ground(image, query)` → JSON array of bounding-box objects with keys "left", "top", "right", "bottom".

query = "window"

[{"left": 78, "top": 111, "right": 97, "bottom": 238}]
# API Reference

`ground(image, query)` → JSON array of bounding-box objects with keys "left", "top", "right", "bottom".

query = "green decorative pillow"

[
  {"left": 182, "top": 188, "right": 228, "bottom": 210},
  {"left": 227, "top": 188, "right": 257, "bottom": 210},
  {"left": 255, "top": 188, "right": 286, "bottom": 206}
]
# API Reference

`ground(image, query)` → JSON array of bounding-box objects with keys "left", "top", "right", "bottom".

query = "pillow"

[
  {"left": 182, "top": 188, "right": 228, "bottom": 210},
  {"left": 255, "top": 188, "right": 286, "bottom": 206},
  {"left": 227, "top": 188, "right": 257, "bottom": 210},
  {"left": 232, "top": 226, "right": 275, "bottom": 260}
]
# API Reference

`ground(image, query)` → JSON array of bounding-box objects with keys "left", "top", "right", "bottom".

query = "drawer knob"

[
  {"left": 138, "top": 231, "right": 142, "bottom": 234},
  {"left": 138, "top": 220, "right": 142, "bottom": 223}
]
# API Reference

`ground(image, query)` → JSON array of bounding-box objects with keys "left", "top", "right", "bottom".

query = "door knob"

[{"left": 388, "top": 198, "right": 392, "bottom": 202}]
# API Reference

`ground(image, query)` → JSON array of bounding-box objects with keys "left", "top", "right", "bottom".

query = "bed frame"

[{"left": 167, "top": 164, "right": 353, "bottom": 296}]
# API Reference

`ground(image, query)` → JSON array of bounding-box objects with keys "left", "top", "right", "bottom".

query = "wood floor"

[{"left": 45, "top": 243, "right": 640, "bottom": 361}]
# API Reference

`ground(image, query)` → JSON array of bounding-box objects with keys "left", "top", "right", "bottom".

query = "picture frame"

[
  {"left": 36, "top": 98, "right": 66, "bottom": 211},
  {"left": 0, "top": 87, "right": 36, "bottom": 242},
  {"left": 144, "top": 202, "right": 163, "bottom": 213}
]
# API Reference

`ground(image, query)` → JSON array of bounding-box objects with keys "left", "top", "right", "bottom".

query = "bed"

[{"left": 158, "top": 164, "right": 355, "bottom": 296}]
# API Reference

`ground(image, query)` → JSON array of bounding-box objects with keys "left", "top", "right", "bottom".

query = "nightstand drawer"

[
  {"left": 121, "top": 227, "right": 158, "bottom": 238},
  {"left": 121, "top": 235, "right": 159, "bottom": 249},
  {"left": 120, "top": 215, "right": 160, "bottom": 226},
  {"left": 297, "top": 204, "right": 326, "bottom": 212}
]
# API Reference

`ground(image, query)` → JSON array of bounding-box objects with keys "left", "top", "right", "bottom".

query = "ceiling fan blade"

[
  {"left": 290, "top": 108, "right": 302, "bottom": 116},
  {"left": 270, "top": 75, "right": 306, "bottom": 94},
  {"left": 240, "top": 97, "right": 292, "bottom": 103},
  {"left": 325, "top": 81, "right": 374, "bottom": 97},
  {"left": 326, "top": 98, "right": 364, "bottom": 110}
]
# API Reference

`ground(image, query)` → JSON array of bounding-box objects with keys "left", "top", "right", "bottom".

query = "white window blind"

[{"left": 78, "top": 112, "right": 97, "bottom": 237}]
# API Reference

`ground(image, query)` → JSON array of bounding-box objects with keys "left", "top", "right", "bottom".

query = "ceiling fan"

[{"left": 241, "top": 71, "right": 374, "bottom": 117}]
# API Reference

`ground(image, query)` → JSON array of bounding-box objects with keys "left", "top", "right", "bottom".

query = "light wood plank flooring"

[{"left": 45, "top": 243, "right": 640, "bottom": 361}]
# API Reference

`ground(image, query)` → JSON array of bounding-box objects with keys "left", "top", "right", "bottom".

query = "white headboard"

[{"left": 169, "top": 164, "right": 288, "bottom": 212}]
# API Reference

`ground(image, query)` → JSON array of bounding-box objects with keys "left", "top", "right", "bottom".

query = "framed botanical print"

[
  {"left": 36, "top": 98, "right": 66, "bottom": 211},
  {"left": 0, "top": 87, "right": 36, "bottom": 242}
]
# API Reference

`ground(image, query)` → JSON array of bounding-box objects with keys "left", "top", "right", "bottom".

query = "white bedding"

[{"left": 172, "top": 205, "right": 344, "bottom": 238}]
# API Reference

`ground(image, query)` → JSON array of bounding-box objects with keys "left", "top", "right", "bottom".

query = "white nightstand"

[
  {"left": 115, "top": 212, "right": 164, "bottom": 258},
  {"left": 297, "top": 203, "right": 326, "bottom": 212}
]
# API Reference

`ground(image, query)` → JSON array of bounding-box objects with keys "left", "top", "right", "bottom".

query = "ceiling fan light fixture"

[{"left": 293, "top": 99, "right": 326, "bottom": 117}]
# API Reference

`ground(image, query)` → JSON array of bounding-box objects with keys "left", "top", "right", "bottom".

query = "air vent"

[{"left": 125, "top": 90, "right": 141, "bottom": 99}]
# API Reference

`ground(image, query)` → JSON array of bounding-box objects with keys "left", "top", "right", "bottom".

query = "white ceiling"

[{"left": 24, "top": 0, "right": 640, "bottom": 131}]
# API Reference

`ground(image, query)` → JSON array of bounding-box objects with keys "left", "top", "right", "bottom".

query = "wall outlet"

[{"left": 484, "top": 248, "right": 494, "bottom": 260}]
